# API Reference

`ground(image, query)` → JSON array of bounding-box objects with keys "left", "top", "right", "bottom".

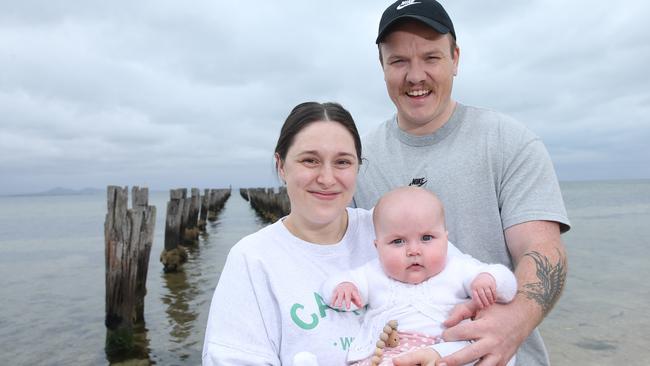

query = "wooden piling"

[
  {"left": 198, "top": 188, "right": 209, "bottom": 231},
  {"left": 178, "top": 189, "right": 190, "bottom": 245},
  {"left": 131, "top": 187, "right": 155, "bottom": 325},
  {"left": 160, "top": 188, "right": 187, "bottom": 273},
  {"left": 239, "top": 188, "right": 249, "bottom": 201},
  {"left": 207, "top": 188, "right": 231, "bottom": 222},
  {"left": 207, "top": 189, "right": 217, "bottom": 221},
  {"left": 245, "top": 187, "right": 290, "bottom": 222},
  {"left": 182, "top": 188, "right": 201, "bottom": 244},
  {"left": 104, "top": 185, "right": 156, "bottom": 357}
]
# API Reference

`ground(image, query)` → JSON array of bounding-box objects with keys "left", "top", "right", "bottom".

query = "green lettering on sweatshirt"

[
  {"left": 314, "top": 292, "right": 329, "bottom": 318},
  {"left": 290, "top": 303, "right": 319, "bottom": 330},
  {"left": 339, "top": 336, "right": 354, "bottom": 350}
]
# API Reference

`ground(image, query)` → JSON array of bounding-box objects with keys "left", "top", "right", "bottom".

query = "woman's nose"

[{"left": 316, "top": 164, "right": 335, "bottom": 186}]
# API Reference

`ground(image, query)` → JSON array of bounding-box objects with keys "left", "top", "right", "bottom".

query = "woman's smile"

[{"left": 309, "top": 190, "right": 341, "bottom": 200}]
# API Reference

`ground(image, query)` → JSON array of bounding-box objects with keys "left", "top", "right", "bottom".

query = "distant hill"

[{"left": 10, "top": 187, "right": 104, "bottom": 197}]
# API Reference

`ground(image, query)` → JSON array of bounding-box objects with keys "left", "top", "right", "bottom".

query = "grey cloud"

[{"left": 0, "top": 0, "right": 648, "bottom": 194}]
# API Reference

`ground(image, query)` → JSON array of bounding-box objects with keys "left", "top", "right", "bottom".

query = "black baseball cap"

[{"left": 376, "top": 0, "right": 456, "bottom": 44}]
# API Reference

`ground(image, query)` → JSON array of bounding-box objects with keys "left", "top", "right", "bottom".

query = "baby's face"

[{"left": 374, "top": 195, "right": 448, "bottom": 284}]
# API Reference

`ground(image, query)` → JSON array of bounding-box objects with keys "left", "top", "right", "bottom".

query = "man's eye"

[
  {"left": 301, "top": 158, "right": 318, "bottom": 165},
  {"left": 422, "top": 235, "right": 433, "bottom": 241}
]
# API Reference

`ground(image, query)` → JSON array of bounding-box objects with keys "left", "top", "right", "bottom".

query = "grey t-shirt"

[{"left": 354, "top": 103, "right": 570, "bottom": 366}]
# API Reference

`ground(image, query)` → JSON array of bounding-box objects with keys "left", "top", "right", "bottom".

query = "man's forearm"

[
  {"left": 437, "top": 221, "right": 567, "bottom": 366},
  {"left": 506, "top": 221, "right": 568, "bottom": 324},
  {"left": 519, "top": 247, "right": 567, "bottom": 317}
]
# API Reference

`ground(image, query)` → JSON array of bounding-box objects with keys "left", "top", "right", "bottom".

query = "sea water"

[{"left": 0, "top": 180, "right": 648, "bottom": 365}]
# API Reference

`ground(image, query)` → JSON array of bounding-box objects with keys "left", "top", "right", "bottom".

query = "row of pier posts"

[
  {"left": 240, "top": 187, "right": 289, "bottom": 222},
  {"left": 160, "top": 188, "right": 231, "bottom": 273},
  {"left": 104, "top": 185, "right": 231, "bottom": 360}
]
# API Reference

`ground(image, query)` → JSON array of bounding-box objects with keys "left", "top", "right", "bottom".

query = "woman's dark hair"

[{"left": 274, "top": 102, "right": 362, "bottom": 166}]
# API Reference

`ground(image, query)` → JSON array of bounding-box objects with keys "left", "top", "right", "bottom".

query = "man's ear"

[{"left": 453, "top": 46, "right": 460, "bottom": 76}]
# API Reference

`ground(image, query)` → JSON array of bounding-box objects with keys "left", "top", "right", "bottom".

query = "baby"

[{"left": 321, "top": 187, "right": 517, "bottom": 366}]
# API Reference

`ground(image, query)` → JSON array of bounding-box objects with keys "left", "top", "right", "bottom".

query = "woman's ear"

[{"left": 275, "top": 153, "right": 286, "bottom": 183}]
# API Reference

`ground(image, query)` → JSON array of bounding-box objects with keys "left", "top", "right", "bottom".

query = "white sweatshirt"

[{"left": 202, "top": 208, "right": 377, "bottom": 365}]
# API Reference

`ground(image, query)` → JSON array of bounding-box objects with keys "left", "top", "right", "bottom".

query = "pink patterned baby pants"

[{"left": 352, "top": 331, "right": 441, "bottom": 366}]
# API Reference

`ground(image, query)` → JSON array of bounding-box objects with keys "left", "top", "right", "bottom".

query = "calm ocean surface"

[{"left": 0, "top": 180, "right": 648, "bottom": 365}]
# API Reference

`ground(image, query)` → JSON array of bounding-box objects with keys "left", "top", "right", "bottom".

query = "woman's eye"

[
  {"left": 336, "top": 160, "right": 352, "bottom": 167},
  {"left": 301, "top": 158, "right": 318, "bottom": 165},
  {"left": 422, "top": 235, "right": 433, "bottom": 241}
]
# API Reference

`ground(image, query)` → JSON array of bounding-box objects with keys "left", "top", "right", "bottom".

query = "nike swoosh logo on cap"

[{"left": 396, "top": 0, "right": 422, "bottom": 10}]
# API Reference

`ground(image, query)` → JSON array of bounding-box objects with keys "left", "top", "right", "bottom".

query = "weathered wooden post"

[
  {"left": 178, "top": 189, "right": 190, "bottom": 245},
  {"left": 207, "top": 189, "right": 217, "bottom": 222},
  {"left": 219, "top": 188, "right": 231, "bottom": 211},
  {"left": 104, "top": 185, "right": 156, "bottom": 357},
  {"left": 240, "top": 188, "right": 249, "bottom": 201},
  {"left": 132, "top": 186, "right": 155, "bottom": 325},
  {"left": 198, "top": 188, "right": 209, "bottom": 231},
  {"left": 245, "top": 186, "right": 289, "bottom": 222},
  {"left": 182, "top": 188, "right": 200, "bottom": 244},
  {"left": 160, "top": 188, "right": 187, "bottom": 273},
  {"left": 204, "top": 188, "right": 231, "bottom": 222}
]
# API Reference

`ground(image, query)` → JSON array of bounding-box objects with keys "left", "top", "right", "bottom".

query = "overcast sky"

[{"left": 1, "top": 0, "right": 648, "bottom": 195}]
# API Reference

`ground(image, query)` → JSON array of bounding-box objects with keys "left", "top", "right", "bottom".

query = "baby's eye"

[
  {"left": 390, "top": 238, "right": 405, "bottom": 245},
  {"left": 422, "top": 235, "right": 434, "bottom": 242}
]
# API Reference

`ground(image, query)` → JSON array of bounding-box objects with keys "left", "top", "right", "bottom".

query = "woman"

[
  {"left": 202, "top": 102, "right": 440, "bottom": 365},
  {"left": 202, "top": 102, "right": 377, "bottom": 365}
]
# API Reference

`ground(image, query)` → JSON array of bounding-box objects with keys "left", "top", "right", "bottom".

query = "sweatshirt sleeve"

[
  {"left": 452, "top": 243, "right": 517, "bottom": 303},
  {"left": 202, "top": 244, "right": 281, "bottom": 365},
  {"left": 460, "top": 261, "right": 517, "bottom": 304},
  {"left": 482, "top": 263, "right": 517, "bottom": 303}
]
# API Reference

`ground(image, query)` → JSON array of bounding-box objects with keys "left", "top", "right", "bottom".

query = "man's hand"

[
  {"left": 330, "top": 282, "right": 363, "bottom": 310},
  {"left": 443, "top": 300, "right": 479, "bottom": 328},
  {"left": 440, "top": 301, "right": 528, "bottom": 365},
  {"left": 439, "top": 220, "right": 566, "bottom": 366},
  {"left": 470, "top": 273, "right": 497, "bottom": 309}
]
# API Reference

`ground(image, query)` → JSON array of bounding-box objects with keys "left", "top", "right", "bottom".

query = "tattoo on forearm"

[{"left": 519, "top": 249, "right": 567, "bottom": 316}]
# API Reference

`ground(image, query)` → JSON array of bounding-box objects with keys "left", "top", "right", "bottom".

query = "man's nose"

[{"left": 405, "top": 59, "right": 426, "bottom": 85}]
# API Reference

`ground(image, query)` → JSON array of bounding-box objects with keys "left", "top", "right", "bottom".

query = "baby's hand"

[
  {"left": 330, "top": 282, "right": 363, "bottom": 310},
  {"left": 470, "top": 272, "right": 497, "bottom": 309}
]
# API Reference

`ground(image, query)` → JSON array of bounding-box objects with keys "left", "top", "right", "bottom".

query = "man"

[{"left": 354, "top": 1, "right": 571, "bottom": 365}]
